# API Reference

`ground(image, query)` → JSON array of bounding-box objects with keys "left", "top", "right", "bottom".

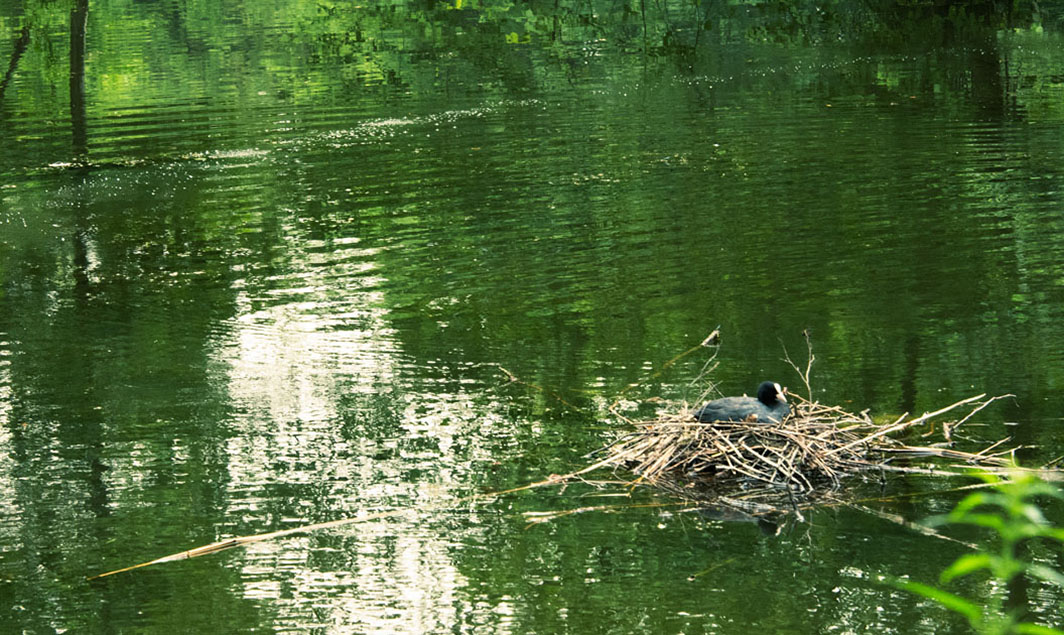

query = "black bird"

[{"left": 693, "top": 381, "right": 789, "bottom": 423}]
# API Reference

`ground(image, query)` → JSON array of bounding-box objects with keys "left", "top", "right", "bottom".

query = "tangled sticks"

[{"left": 601, "top": 392, "right": 1015, "bottom": 500}]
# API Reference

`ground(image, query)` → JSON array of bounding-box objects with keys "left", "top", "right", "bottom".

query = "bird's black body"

[{"left": 693, "top": 381, "right": 789, "bottom": 423}]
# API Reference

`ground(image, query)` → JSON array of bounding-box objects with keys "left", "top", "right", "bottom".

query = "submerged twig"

[{"left": 88, "top": 454, "right": 618, "bottom": 581}]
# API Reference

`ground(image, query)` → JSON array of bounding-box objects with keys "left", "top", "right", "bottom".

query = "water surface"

[{"left": 2, "top": 2, "right": 1064, "bottom": 632}]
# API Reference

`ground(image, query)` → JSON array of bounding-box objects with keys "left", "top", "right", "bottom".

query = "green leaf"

[
  {"left": 952, "top": 512, "right": 1006, "bottom": 531},
  {"left": 1018, "top": 481, "right": 1064, "bottom": 500},
  {"left": 892, "top": 579, "right": 982, "bottom": 622},
  {"left": 1012, "top": 623, "right": 1064, "bottom": 635},
  {"left": 940, "top": 553, "right": 993, "bottom": 583},
  {"left": 1026, "top": 563, "right": 1064, "bottom": 588},
  {"left": 950, "top": 491, "right": 992, "bottom": 517},
  {"left": 1018, "top": 503, "right": 1049, "bottom": 526}
]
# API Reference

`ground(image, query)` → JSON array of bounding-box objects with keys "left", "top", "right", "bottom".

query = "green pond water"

[{"left": 2, "top": 1, "right": 1064, "bottom": 632}]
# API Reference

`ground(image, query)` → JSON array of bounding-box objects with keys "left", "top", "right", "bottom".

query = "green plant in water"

[{"left": 891, "top": 470, "right": 1064, "bottom": 634}]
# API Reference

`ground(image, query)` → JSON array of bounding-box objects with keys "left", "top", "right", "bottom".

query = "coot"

[{"left": 693, "top": 381, "right": 789, "bottom": 423}]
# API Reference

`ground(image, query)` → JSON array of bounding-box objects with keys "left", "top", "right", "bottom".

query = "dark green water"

[{"left": 2, "top": 1, "right": 1064, "bottom": 632}]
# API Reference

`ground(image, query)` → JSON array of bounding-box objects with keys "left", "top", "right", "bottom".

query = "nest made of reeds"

[{"left": 599, "top": 391, "right": 1015, "bottom": 502}]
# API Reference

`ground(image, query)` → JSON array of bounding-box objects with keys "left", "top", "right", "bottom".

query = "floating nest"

[
  {"left": 595, "top": 390, "right": 1016, "bottom": 512},
  {"left": 492, "top": 334, "right": 1042, "bottom": 523}
]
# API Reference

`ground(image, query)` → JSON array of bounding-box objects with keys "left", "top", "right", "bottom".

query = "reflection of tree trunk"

[
  {"left": 640, "top": 0, "right": 648, "bottom": 55},
  {"left": 70, "top": 0, "right": 90, "bottom": 157},
  {"left": 0, "top": 25, "right": 30, "bottom": 101},
  {"left": 552, "top": 0, "right": 560, "bottom": 42},
  {"left": 692, "top": 0, "right": 709, "bottom": 54},
  {"left": 73, "top": 230, "right": 91, "bottom": 296},
  {"left": 969, "top": 38, "right": 1004, "bottom": 119},
  {"left": 72, "top": 228, "right": 111, "bottom": 518},
  {"left": 69, "top": 0, "right": 108, "bottom": 518}
]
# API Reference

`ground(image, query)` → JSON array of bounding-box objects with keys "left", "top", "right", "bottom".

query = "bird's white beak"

[{"left": 775, "top": 383, "right": 787, "bottom": 403}]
